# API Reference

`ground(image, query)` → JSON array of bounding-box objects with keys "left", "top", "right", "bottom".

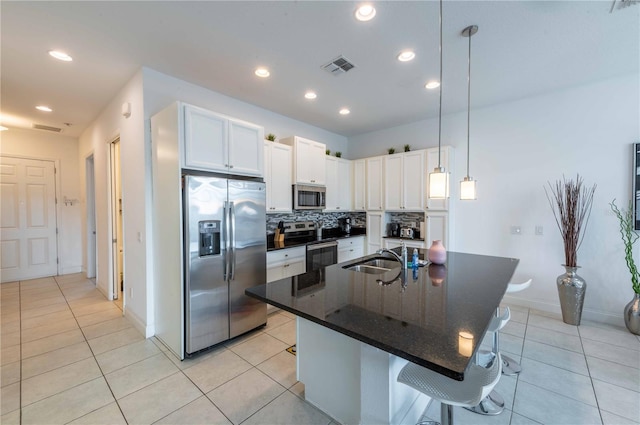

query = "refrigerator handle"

[
  {"left": 223, "top": 201, "right": 229, "bottom": 280},
  {"left": 229, "top": 201, "right": 236, "bottom": 280}
]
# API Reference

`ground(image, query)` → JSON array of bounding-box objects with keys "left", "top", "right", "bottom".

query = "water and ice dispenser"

[{"left": 198, "top": 220, "right": 221, "bottom": 256}]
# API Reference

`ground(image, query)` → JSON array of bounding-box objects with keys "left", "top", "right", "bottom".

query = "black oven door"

[{"left": 306, "top": 241, "right": 338, "bottom": 272}]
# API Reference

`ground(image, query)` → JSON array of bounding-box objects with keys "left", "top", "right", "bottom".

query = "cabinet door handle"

[
  {"left": 229, "top": 165, "right": 234, "bottom": 169},
  {"left": 225, "top": 164, "right": 229, "bottom": 167}
]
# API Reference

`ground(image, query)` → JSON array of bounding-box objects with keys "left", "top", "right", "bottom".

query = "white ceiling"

[{"left": 1, "top": 1, "right": 638, "bottom": 139}]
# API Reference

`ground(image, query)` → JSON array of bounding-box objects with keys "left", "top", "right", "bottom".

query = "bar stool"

[
  {"left": 464, "top": 306, "right": 510, "bottom": 416},
  {"left": 501, "top": 278, "right": 532, "bottom": 375},
  {"left": 397, "top": 352, "right": 502, "bottom": 425}
]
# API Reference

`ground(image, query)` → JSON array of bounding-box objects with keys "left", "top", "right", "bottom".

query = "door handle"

[
  {"left": 223, "top": 201, "right": 229, "bottom": 280},
  {"left": 229, "top": 201, "right": 236, "bottom": 281}
]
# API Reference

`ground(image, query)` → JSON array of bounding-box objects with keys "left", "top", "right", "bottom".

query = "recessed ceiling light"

[
  {"left": 339, "top": 108, "right": 350, "bottom": 115},
  {"left": 0, "top": 126, "right": 8, "bottom": 131},
  {"left": 425, "top": 81, "right": 440, "bottom": 90},
  {"left": 304, "top": 91, "right": 317, "bottom": 100},
  {"left": 355, "top": 4, "right": 376, "bottom": 21},
  {"left": 36, "top": 105, "right": 53, "bottom": 112},
  {"left": 397, "top": 51, "right": 416, "bottom": 62},
  {"left": 49, "top": 50, "right": 73, "bottom": 62},
  {"left": 255, "top": 67, "right": 270, "bottom": 78}
]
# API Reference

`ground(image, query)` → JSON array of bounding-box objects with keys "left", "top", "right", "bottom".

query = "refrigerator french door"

[{"left": 184, "top": 175, "right": 267, "bottom": 355}]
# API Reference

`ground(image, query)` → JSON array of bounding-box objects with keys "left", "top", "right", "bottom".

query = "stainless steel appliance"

[
  {"left": 184, "top": 175, "right": 266, "bottom": 355},
  {"left": 400, "top": 227, "right": 414, "bottom": 239},
  {"left": 338, "top": 217, "right": 351, "bottom": 234},
  {"left": 387, "top": 223, "right": 400, "bottom": 237},
  {"left": 293, "top": 184, "right": 326, "bottom": 210},
  {"left": 306, "top": 240, "right": 338, "bottom": 271}
]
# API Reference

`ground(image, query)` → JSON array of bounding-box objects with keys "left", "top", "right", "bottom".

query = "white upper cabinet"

[
  {"left": 183, "top": 103, "right": 264, "bottom": 177},
  {"left": 264, "top": 141, "right": 292, "bottom": 213},
  {"left": 384, "top": 151, "right": 425, "bottom": 211},
  {"left": 425, "top": 146, "right": 453, "bottom": 210},
  {"left": 402, "top": 150, "right": 426, "bottom": 210},
  {"left": 228, "top": 119, "right": 264, "bottom": 177},
  {"left": 352, "top": 159, "right": 366, "bottom": 211},
  {"left": 326, "top": 156, "right": 351, "bottom": 211},
  {"left": 280, "top": 136, "right": 326, "bottom": 185},
  {"left": 366, "top": 156, "right": 384, "bottom": 211}
]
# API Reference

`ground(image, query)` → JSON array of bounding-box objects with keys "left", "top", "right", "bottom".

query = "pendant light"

[
  {"left": 428, "top": 0, "right": 449, "bottom": 199},
  {"left": 460, "top": 25, "right": 478, "bottom": 200}
]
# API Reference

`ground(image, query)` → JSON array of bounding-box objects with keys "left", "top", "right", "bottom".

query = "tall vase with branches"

[
  {"left": 545, "top": 174, "right": 596, "bottom": 325},
  {"left": 610, "top": 199, "right": 640, "bottom": 335}
]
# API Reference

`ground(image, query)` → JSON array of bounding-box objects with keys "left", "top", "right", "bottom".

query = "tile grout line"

[
  {"left": 53, "top": 275, "right": 131, "bottom": 425},
  {"left": 577, "top": 323, "right": 605, "bottom": 425}
]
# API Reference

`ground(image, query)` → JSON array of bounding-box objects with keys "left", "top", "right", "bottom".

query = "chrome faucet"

[{"left": 376, "top": 242, "right": 408, "bottom": 271}]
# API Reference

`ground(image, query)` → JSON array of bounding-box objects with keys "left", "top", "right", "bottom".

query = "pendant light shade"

[
  {"left": 460, "top": 25, "right": 478, "bottom": 200},
  {"left": 428, "top": 0, "right": 449, "bottom": 200}
]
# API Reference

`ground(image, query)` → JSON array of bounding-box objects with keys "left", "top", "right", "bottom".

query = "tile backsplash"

[
  {"left": 266, "top": 211, "right": 366, "bottom": 233},
  {"left": 387, "top": 211, "right": 424, "bottom": 227}
]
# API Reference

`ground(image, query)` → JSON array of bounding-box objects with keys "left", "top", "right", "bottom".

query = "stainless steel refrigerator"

[{"left": 183, "top": 175, "right": 267, "bottom": 355}]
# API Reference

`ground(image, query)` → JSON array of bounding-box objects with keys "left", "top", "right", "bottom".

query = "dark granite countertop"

[
  {"left": 267, "top": 227, "right": 366, "bottom": 251},
  {"left": 246, "top": 250, "right": 519, "bottom": 380}
]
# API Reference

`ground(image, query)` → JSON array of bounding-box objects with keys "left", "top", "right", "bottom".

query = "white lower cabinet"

[
  {"left": 425, "top": 212, "right": 449, "bottom": 248},
  {"left": 337, "top": 236, "right": 365, "bottom": 263},
  {"left": 266, "top": 246, "right": 306, "bottom": 283}
]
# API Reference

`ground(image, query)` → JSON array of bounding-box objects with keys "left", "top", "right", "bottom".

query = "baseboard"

[
  {"left": 60, "top": 266, "right": 82, "bottom": 275},
  {"left": 125, "top": 308, "right": 154, "bottom": 338},
  {"left": 503, "top": 295, "right": 626, "bottom": 329}
]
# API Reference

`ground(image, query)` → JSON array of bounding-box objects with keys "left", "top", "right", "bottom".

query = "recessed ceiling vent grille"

[
  {"left": 322, "top": 55, "right": 356, "bottom": 75},
  {"left": 32, "top": 123, "right": 62, "bottom": 133}
]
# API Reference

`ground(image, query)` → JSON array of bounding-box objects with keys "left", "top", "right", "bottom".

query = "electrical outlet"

[
  {"left": 510, "top": 226, "right": 522, "bottom": 235},
  {"left": 535, "top": 225, "right": 544, "bottom": 235}
]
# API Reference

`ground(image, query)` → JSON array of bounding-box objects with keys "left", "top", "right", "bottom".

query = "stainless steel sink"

[{"left": 343, "top": 256, "right": 401, "bottom": 274}]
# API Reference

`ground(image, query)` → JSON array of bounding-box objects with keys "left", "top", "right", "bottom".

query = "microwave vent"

[{"left": 322, "top": 55, "right": 356, "bottom": 75}]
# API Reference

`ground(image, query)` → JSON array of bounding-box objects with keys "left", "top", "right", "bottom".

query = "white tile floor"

[{"left": 1, "top": 274, "right": 639, "bottom": 425}]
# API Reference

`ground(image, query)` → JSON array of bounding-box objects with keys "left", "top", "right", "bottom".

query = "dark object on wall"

[{"left": 633, "top": 143, "right": 640, "bottom": 230}]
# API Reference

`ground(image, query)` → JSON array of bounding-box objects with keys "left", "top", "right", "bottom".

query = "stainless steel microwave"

[{"left": 293, "top": 184, "right": 326, "bottom": 210}]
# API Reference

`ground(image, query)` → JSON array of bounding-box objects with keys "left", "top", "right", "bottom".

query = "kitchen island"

[{"left": 246, "top": 250, "right": 519, "bottom": 425}]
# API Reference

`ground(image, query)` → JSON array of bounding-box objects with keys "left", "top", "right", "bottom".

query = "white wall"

[
  {"left": 78, "top": 70, "right": 150, "bottom": 335},
  {"left": 349, "top": 73, "right": 640, "bottom": 326},
  {"left": 1, "top": 128, "right": 82, "bottom": 274},
  {"left": 142, "top": 68, "right": 348, "bottom": 155}
]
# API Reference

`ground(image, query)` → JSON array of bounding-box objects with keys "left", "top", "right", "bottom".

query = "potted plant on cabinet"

[
  {"left": 545, "top": 174, "right": 596, "bottom": 325},
  {"left": 266, "top": 133, "right": 277, "bottom": 142},
  {"left": 610, "top": 199, "right": 640, "bottom": 335},
  {"left": 335, "top": 152, "right": 342, "bottom": 158},
  {"left": 387, "top": 148, "right": 395, "bottom": 155}
]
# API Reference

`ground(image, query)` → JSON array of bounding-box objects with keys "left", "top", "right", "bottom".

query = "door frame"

[
  {"left": 0, "top": 153, "right": 61, "bottom": 278},
  {"left": 85, "top": 152, "right": 96, "bottom": 279},
  {"left": 106, "top": 136, "right": 124, "bottom": 304}
]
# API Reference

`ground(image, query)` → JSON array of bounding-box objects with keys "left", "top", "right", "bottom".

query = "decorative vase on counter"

[
  {"left": 428, "top": 240, "right": 447, "bottom": 265},
  {"left": 624, "top": 293, "right": 640, "bottom": 335},
  {"left": 556, "top": 265, "right": 586, "bottom": 326}
]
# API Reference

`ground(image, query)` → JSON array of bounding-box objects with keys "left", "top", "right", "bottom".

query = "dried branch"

[
  {"left": 544, "top": 174, "right": 596, "bottom": 267},
  {"left": 610, "top": 199, "right": 640, "bottom": 294}
]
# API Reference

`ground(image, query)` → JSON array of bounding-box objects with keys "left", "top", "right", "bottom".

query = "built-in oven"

[
  {"left": 306, "top": 240, "right": 338, "bottom": 272},
  {"left": 293, "top": 184, "right": 326, "bottom": 210}
]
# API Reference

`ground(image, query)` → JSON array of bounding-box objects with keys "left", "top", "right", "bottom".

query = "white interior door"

[
  {"left": 109, "top": 139, "right": 123, "bottom": 300},
  {"left": 86, "top": 154, "right": 96, "bottom": 279},
  {"left": 0, "top": 156, "right": 58, "bottom": 282}
]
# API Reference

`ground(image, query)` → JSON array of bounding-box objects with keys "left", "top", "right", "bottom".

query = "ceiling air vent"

[
  {"left": 32, "top": 123, "right": 62, "bottom": 133},
  {"left": 610, "top": 0, "right": 639, "bottom": 12},
  {"left": 322, "top": 55, "right": 356, "bottom": 75}
]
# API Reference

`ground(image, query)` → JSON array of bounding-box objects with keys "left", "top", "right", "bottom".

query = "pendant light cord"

[
  {"left": 466, "top": 26, "right": 471, "bottom": 178},
  {"left": 437, "top": 0, "right": 443, "bottom": 170}
]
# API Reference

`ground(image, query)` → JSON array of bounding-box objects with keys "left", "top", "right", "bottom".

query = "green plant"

[
  {"left": 544, "top": 174, "right": 596, "bottom": 267},
  {"left": 387, "top": 148, "right": 395, "bottom": 154},
  {"left": 404, "top": 144, "right": 411, "bottom": 152},
  {"left": 335, "top": 152, "right": 342, "bottom": 158},
  {"left": 326, "top": 149, "right": 331, "bottom": 155},
  {"left": 610, "top": 199, "right": 640, "bottom": 294},
  {"left": 266, "top": 133, "right": 276, "bottom": 141}
]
